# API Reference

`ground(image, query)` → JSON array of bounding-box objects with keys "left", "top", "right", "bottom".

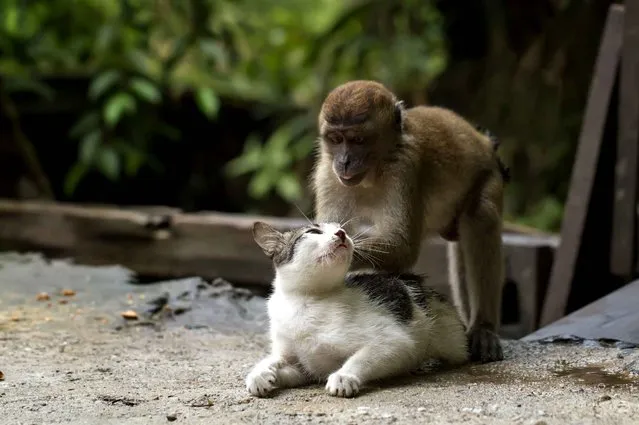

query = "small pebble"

[
  {"left": 0, "top": 371, "right": 4, "bottom": 381},
  {"left": 36, "top": 292, "right": 50, "bottom": 301},
  {"left": 356, "top": 406, "right": 370, "bottom": 415},
  {"left": 166, "top": 413, "right": 177, "bottom": 422},
  {"left": 61, "top": 289, "right": 76, "bottom": 297},
  {"left": 120, "top": 310, "right": 139, "bottom": 320}
]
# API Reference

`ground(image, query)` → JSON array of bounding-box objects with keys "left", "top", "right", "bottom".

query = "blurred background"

[{"left": 0, "top": 0, "right": 619, "bottom": 232}]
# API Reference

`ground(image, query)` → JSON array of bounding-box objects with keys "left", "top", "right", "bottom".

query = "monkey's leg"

[
  {"left": 447, "top": 241, "right": 470, "bottom": 327},
  {"left": 458, "top": 177, "right": 505, "bottom": 363}
]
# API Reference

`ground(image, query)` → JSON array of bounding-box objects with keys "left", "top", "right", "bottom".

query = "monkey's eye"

[
  {"left": 328, "top": 136, "right": 341, "bottom": 145},
  {"left": 351, "top": 136, "right": 364, "bottom": 145},
  {"left": 305, "top": 228, "right": 322, "bottom": 235}
]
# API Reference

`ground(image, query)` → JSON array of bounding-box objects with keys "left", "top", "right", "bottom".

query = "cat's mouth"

[{"left": 317, "top": 242, "right": 351, "bottom": 263}]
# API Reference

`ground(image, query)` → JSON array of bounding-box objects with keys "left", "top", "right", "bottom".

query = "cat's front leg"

[
  {"left": 246, "top": 355, "right": 283, "bottom": 397},
  {"left": 246, "top": 355, "right": 307, "bottom": 397},
  {"left": 325, "top": 343, "right": 414, "bottom": 398}
]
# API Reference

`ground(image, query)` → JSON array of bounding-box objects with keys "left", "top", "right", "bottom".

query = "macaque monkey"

[{"left": 311, "top": 80, "right": 509, "bottom": 363}]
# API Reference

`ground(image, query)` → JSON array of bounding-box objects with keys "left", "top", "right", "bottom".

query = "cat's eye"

[{"left": 305, "top": 228, "right": 322, "bottom": 235}]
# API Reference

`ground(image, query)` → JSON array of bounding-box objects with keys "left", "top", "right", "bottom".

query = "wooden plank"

[
  {"left": 540, "top": 5, "right": 625, "bottom": 327},
  {"left": 0, "top": 199, "right": 558, "bottom": 299},
  {"left": 612, "top": 0, "right": 639, "bottom": 277},
  {"left": 524, "top": 279, "right": 639, "bottom": 345},
  {"left": 506, "top": 241, "right": 555, "bottom": 335}
]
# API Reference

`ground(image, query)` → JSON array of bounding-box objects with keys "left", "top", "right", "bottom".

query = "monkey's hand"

[{"left": 467, "top": 324, "right": 504, "bottom": 363}]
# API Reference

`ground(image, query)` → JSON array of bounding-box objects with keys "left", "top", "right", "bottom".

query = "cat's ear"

[{"left": 252, "top": 221, "right": 284, "bottom": 258}]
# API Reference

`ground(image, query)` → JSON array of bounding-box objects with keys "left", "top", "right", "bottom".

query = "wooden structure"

[
  {"left": 540, "top": 3, "right": 639, "bottom": 327},
  {"left": 0, "top": 198, "right": 557, "bottom": 338},
  {"left": 526, "top": 279, "right": 639, "bottom": 346}
]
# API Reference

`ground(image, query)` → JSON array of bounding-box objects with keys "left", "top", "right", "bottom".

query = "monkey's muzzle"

[{"left": 338, "top": 172, "right": 366, "bottom": 187}]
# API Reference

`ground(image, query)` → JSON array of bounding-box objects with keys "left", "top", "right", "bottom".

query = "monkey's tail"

[{"left": 475, "top": 125, "right": 511, "bottom": 184}]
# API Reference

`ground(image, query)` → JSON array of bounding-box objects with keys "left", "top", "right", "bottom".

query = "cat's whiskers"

[
  {"left": 340, "top": 216, "right": 361, "bottom": 229},
  {"left": 293, "top": 203, "right": 314, "bottom": 226},
  {"left": 353, "top": 249, "right": 380, "bottom": 268}
]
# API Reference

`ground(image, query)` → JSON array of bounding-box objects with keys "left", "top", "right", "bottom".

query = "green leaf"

[
  {"left": 79, "top": 130, "right": 101, "bottom": 164},
  {"left": 88, "top": 70, "right": 121, "bottom": 101},
  {"left": 63, "top": 162, "right": 89, "bottom": 197},
  {"left": 195, "top": 87, "right": 220, "bottom": 119},
  {"left": 96, "top": 146, "right": 121, "bottom": 181},
  {"left": 103, "top": 92, "right": 137, "bottom": 128},
  {"left": 248, "top": 168, "right": 275, "bottom": 199},
  {"left": 157, "top": 123, "right": 181, "bottom": 141},
  {"left": 275, "top": 172, "right": 302, "bottom": 202},
  {"left": 224, "top": 135, "right": 264, "bottom": 177},
  {"left": 129, "top": 78, "right": 161, "bottom": 104},
  {"left": 116, "top": 143, "right": 146, "bottom": 177},
  {"left": 291, "top": 134, "right": 317, "bottom": 159},
  {"left": 3, "top": 77, "right": 55, "bottom": 101},
  {"left": 4, "top": 7, "right": 19, "bottom": 35},
  {"left": 69, "top": 112, "right": 100, "bottom": 139}
]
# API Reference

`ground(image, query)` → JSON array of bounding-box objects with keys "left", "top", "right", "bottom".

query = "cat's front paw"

[
  {"left": 246, "top": 367, "right": 277, "bottom": 397},
  {"left": 325, "top": 372, "right": 361, "bottom": 398}
]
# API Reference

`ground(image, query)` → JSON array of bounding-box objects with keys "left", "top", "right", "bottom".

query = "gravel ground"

[{"left": 1, "top": 253, "right": 639, "bottom": 425}]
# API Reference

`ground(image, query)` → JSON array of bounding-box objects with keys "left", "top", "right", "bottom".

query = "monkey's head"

[{"left": 318, "top": 80, "right": 404, "bottom": 187}]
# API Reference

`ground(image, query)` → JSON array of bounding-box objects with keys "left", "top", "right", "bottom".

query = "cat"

[{"left": 245, "top": 221, "right": 469, "bottom": 398}]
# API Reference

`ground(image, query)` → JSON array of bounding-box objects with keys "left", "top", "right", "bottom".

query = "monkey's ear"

[
  {"left": 394, "top": 100, "right": 405, "bottom": 132},
  {"left": 252, "top": 221, "right": 284, "bottom": 258}
]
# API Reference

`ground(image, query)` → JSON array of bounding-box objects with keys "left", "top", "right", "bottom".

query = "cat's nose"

[{"left": 335, "top": 229, "right": 346, "bottom": 242}]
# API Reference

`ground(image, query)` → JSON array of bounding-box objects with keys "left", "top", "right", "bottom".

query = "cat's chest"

[
  {"left": 268, "top": 295, "right": 350, "bottom": 337},
  {"left": 268, "top": 294, "right": 360, "bottom": 376}
]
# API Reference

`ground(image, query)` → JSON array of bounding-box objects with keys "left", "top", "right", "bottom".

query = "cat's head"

[{"left": 252, "top": 221, "right": 353, "bottom": 291}]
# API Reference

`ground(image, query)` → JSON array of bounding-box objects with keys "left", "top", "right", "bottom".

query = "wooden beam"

[
  {"left": 612, "top": 0, "right": 639, "bottom": 278},
  {"left": 525, "top": 279, "right": 639, "bottom": 345},
  {"left": 0, "top": 198, "right": 558, "bottom": 298},
  {"left": 540, "top": 4, "right": 625, "bottom": 327}
]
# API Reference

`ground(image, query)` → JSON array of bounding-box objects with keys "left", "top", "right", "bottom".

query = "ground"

[{"left": 1, "top": 253, "right": 639, "bottom": 425}]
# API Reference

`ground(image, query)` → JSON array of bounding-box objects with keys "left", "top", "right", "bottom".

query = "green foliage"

[
  {"left": 0, "top": 0, "right": 446, "bottom": 201},
  {"left": 513, "top": 197, "right": 564, "bottom": 233}
]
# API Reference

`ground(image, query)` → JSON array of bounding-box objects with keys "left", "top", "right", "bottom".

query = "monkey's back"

[{"left": 401, "top": 106, "right": 501, "bottom": 235}]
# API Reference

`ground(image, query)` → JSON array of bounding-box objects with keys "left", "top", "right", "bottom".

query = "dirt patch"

[{"left": 1, "top": 252, "right": 639, "bottom": 424}]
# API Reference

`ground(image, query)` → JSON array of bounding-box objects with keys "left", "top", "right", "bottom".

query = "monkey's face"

[{"left": 323, "top": 129, "right": 374, "bottom": 187}]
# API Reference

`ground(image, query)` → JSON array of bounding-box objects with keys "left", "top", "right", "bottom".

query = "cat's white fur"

[{"left": 246, "top": 222, "right": 469, "bottom": 398}]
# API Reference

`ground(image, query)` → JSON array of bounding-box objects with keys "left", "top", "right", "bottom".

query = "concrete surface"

[{"left": 1, "top": 252, "right": 639, "bottom": 425}]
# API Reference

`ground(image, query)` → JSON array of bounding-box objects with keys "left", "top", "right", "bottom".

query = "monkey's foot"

[{"left": 468, "top": 325, "right": 504, "bottom": 363}]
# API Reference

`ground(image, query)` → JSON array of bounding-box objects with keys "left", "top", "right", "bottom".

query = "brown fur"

[{"left": 311, "top": 80, "right": 506, "bottom": 363}]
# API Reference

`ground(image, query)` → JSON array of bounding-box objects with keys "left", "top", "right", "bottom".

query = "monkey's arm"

[{"left": 352, "top": 185, "right": 423, "bottom": 272}]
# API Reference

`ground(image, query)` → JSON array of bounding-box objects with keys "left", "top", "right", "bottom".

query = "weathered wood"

[
  {"left": 524, "top": 279, "right": 639, "bottom": 345},
  {"left": 612, "top": 1, "right": 639, "bottom": 278},
  {"left": 506, "top": 238, "right": 555, "bottom": 335},
  {"left": 0, "top": 198, "right": 558, "bottom": 330},
  {"left": 540, "top": 5, "right": 625, "bottom": 327}
]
